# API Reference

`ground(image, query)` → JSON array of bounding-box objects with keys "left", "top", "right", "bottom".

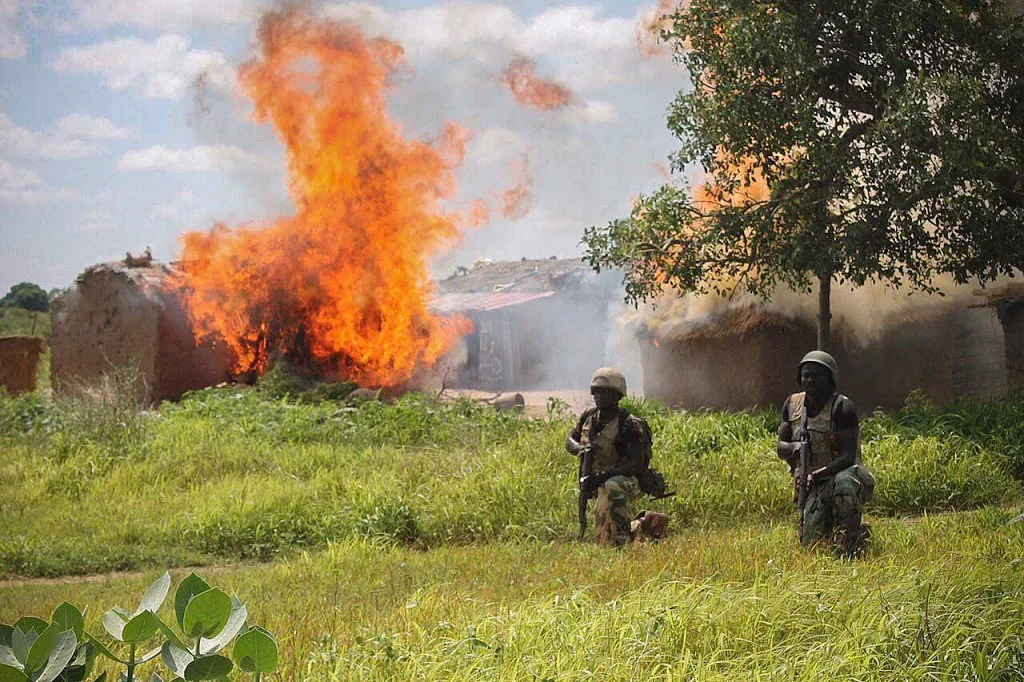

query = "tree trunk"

[{"left": 817, "top": 272, "right": 832, "bottom": 351}]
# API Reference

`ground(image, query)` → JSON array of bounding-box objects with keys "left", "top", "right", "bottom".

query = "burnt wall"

[{"left": 0, "top": 335, "right": 46, "bottom": 395}]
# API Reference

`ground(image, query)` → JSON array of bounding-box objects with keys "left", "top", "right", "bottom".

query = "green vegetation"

[
  {"left": 1, "top": 387, "right": 1021, "bottom": 578},
  {"left": 1, "top": 283, "right": 49, "bottom": 313}
]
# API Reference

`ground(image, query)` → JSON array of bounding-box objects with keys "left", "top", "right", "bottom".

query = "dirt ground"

[{"left": 446, "top": 388, "right": 596, "bottom": 417}]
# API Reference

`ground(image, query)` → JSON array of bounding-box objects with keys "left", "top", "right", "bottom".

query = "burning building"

[
  {"left": 434, "top": 258, "right": 621, "bottom": 390},
  {"left": 641, "top": 303, "right": 1007, "bottom": 411},
  {"left": 50, "top": 260, "right": 232, "bottom": 404},
  {"left": 976, "top": 282, "right": 1024, "bottom": 392}
]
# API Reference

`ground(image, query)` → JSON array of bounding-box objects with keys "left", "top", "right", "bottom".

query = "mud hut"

[
  {"left": 434, "top": 258, "right": 620, "bottom": 390},
  {"left": 0, "top": 335, "right": 46, "bottom": 395},
  {"left": 642, "top": 304, "right": 1006, "bottom": 411},
  {"left": 50, "top": 260, "right": 232, "bottom": 403}
]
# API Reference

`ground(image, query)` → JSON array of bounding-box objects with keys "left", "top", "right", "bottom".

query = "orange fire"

[
  {"left": 500, "top": 57, "right": 574, "bottom": 110},
  {"left": 177, "top": 8, "right": 474, "bottom": 387},
  {"left": 636, "top": 0, "right": 687, "bottom": 59},
  {"left": 501, "top": 155, "right": 533, "bottom": 220}
]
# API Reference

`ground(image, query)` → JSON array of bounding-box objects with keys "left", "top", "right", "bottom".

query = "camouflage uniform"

[
  {"left": 786, "top": 391, "right": 876, "bottom": 549},
  {"left": 574, "top": 409, "right": 645, "bottom": 547}
]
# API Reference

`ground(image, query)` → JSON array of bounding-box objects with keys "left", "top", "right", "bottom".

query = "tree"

[
  {"left": 583, "top": 0, "right": 1024, "bottom": 350},
  {"left": 1, "top": 282, "right": 50, "bottom": 312}
]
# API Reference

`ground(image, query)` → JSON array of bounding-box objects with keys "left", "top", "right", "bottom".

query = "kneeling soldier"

[
  {"left": 777, "top": 351, "right": 876, "bottom": 557},
  {"left": 566, "top": 368, "right": 647, "bottom": 547}
]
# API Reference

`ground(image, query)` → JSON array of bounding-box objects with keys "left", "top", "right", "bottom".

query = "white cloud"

[
  {"left": 468, "top": 128, "right": 527, "bottom": 165},
  {"left": 0, "top": 112, "right": 133, "bottom": 160},
  {"left": 79, "top": 209, "right": 114, "bottom": 232},
  {"left": 0, "top": 159, "right": 75, "bottom": 203},
  {"left": 70, "top": 0, "right": 261, "bottom": 30},
  {"left": 117, "top": 144, "right": 274, "bottom": 173},
  {"left": 0, "top": 0, "right": 26, "bottom": 60},
  {"left": 51, "top": 35, "right": 235, "bottom": 99},
  {"left": 56, "top": 113, "right": 133, "bottom": 141},
  {"left": 567, "top": 100, "right": 619, "bottom": 124}
]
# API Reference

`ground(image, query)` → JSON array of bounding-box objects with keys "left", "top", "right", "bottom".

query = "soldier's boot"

[{"left": 835, "top": 512, "right": 865, "bottom": 559}]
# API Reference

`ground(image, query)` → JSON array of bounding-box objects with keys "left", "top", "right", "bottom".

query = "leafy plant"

[{"left": 3, "top": 573, "right": 278, "bottom": 682}]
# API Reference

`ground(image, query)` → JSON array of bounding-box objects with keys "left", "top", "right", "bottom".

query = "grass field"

[{"left": 2, "top": 383, "right": 1024, "bottom": 680}]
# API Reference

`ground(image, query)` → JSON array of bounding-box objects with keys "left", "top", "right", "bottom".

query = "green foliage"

[
  {"left": 1, "top": 387, "right": 1022, "bottom": 577},
  {"left": 255, "top": 361, "right": 356, "bottom": 404},
  {"left": 0, "top": 573, "right": 278, "bottom": 682},
  {"left": 1, "top": 283, "right": 49, "bottom": 313},
  {"left": 584, "top": 0, "right": 1024, "bottom": 317}
]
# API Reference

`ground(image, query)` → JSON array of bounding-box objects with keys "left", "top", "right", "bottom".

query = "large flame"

[
  {"left": 177, "top": 8, "right": 473, "bottom": 386},
  {"left": 500, "top": 57, "right": 575, "bottom": 110}
]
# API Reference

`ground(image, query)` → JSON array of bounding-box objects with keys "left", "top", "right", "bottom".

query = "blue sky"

[{"left": 0, "top": 0, "right": 687, "bottom": 294}]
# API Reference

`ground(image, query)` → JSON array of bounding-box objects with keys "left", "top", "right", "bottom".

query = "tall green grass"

[
  {"left": 1, "top": 387, "right": 1021, "bottom": 578},
  {"left": 3, "top": 509, "right": 1023, "bottom": 680}
]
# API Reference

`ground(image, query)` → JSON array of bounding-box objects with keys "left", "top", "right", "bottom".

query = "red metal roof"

[{"left": 432, "top": 290, "right": 555, "bottom": 313}]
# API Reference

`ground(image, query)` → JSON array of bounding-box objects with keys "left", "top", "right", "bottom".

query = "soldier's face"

[
  {"left": 592, "top": 387, "right": 621, "bottom": 411},
  {"left": 800, "top": 363, "right": 831, "bottom": 397}
]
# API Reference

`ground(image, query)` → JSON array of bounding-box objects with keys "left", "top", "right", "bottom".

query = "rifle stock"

[
  {"left": 578, "top": 446, "right": 595, "bottom": 541},
  {"left": 797, "top": 410, "right": 810, "bottom": 539}
]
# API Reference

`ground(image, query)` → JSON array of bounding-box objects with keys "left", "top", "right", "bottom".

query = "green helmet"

[
  {"left": 590, "top": 367, "right": 627, "bottom": 397},
  {"left": 797, "top": 350, "right": 838, "bottom": 386}
]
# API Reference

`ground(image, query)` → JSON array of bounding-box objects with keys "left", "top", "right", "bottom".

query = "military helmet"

[
  {"left": 590, "top": 367, "right": 627, "bottom": 397},
  {"left": 797, "top": 350, "right": 839, "bottom": 385}
]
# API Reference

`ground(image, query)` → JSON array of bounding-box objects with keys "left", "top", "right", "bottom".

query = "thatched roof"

[{"left": 650, "top": 305, "right": 810, "bottom": 343}]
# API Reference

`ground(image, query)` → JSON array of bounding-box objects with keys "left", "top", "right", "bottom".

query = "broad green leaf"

[
  {"left": 198, "top": 601, "right": 247, "bottom": 656},
  {"left": 150, "top": 674, "right": 164, "bottom": 682},
  {"left": 32, "top": 630, "right": 77, "bottom": 682},
  {"left": 121, "top": 612, "right": 159, "bottom": 644},
  {"left": 160, "top": 643, "right": 192, "bottom": 679},
  {"left": 93, "top": 673, "right": 108, "bottom": 682},
  {"left": 136, "top": 573, "right": 171, "bottom": 616},
  {"left": 0, "top": 647, "right": 16, "bottom": 670},
  {"left": 232, "top": 630, "right": 277, "bottom": 674},
  {"left": 182, "top": 655, "right": 232, "bottom": 681},
  {"left": 10, "top": 630, "right": 29, "bottom": 667},
  {"left": 0, "top": 664, "right": 28, "bottom": 682},
  {"left": 100, "top": 612, "right": 126, "bottom": 643},
  {"left": 0, "top": 626, "right": 12, "bottom": 648},
  {"left": 182, "top": 590, "right": 231, "bottom": 640},
  {"left": 25, "top": 623, "right": 59, "bottom": 674},
  {"left": 153, "top": 615, "right": 186, "bottom": 652},
  {"left": 85, "top": 633, "right": 126, "bottom": 666},
  {"left": 134, "top": 646, "right": 161, "bottom": 667},
  {"left": 173, "top": 575, "right": 211, "bottom": 631},
  {"left": 50, "top": 604, "right": 84, "bottom": 641},
  {"left": 12, "top": 621, "right": 46, "bottom": 638}
]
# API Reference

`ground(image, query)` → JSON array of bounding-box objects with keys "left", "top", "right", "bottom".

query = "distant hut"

[
  {"left": 0, "top": 335, "right": 46, "bottom": 395},
  {"left": 642, "top": 304, "right": 1006, "bottom": 411},
  {"left": 434, "top": 258, "right": 620, "bottom": 390},
  {"left": 50, "top": 259, "right": 232, "bottom": 403}
]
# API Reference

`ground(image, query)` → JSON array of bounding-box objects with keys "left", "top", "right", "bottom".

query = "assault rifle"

[
  {"left": 797, "top": 410, "right": 810, "bottom": 540},
  {"left": 578, "top": 446, "right": 595, "bottom": 540}
]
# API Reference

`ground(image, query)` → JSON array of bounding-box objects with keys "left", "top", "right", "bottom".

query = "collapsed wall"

[
  {"left": 0, "top": 335, "right": 46, "bottom": 395},
  {"left": 50, "top": 262, "right": 231, "bottom": 403}
]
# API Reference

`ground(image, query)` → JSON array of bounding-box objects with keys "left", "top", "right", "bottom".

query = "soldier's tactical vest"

[
  {"left": 786, "top": 391, "right": 862, "bottom": 470},
  {"left": 581, "top": 411, "right": 625, "bottom": 474}
]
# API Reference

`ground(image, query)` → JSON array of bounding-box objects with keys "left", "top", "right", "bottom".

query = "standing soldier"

[
  {"left": 777, "top": 351, "right": 876, "bottom": 557},
  {"left": 566, "top": 368, "right": 647, "bottom": 547}
]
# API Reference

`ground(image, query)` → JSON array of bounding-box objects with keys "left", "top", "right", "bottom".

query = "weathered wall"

[
  {"left": 51, "top": 264, "right": 233, "bottom": 403},
  {"left": 643, "top": 307, "right": 1007, "bottom": 412},
  {"left": 51, "top": 269, "right": 160, "bottom": 397},
  {"left": 997, "top": 301, "right": 1024, "bottom": 391},
  {"left": 0, "top": 335, "right": 46, "bottom": 395}
]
